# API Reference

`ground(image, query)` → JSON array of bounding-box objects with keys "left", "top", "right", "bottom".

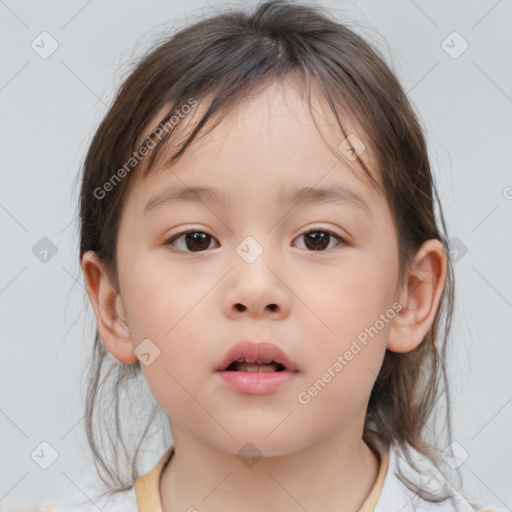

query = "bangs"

[{"left": 133, "top": 71, "right": 381, "bottom": 196}]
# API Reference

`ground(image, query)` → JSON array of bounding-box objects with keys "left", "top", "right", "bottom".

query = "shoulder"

[
  {"left": 63, "top": 486, "right": 137, "bottom": 512},
  {"left": 374, "top": 442, "right": 506, "bottom": 512}
]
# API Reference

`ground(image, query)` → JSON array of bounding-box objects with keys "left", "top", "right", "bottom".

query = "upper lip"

[{"left": 215, "top": 340, "right": 299, "bottom": 372}]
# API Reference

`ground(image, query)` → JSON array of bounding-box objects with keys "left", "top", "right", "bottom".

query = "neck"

[{"left": 159, "top": 424, "right": 381, "bottom": 512}]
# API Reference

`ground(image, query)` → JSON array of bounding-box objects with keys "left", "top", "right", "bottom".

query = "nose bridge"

[
  {"left": 235, "top": 233, "right": 269, "bottom": 266},
  {"left": 222, "top": 231, "right": 291, "bottom": 318},
  {"left": 235, "top": 232, "right": 280, "bottom": 290}
]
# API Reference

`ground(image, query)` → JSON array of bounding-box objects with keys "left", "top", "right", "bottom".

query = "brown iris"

[
  {"left": 303, "top": 231, "right": 331, "bottom": 251},
  {"left": 184, "top": 232, "right": 211, "bottom": 251}
]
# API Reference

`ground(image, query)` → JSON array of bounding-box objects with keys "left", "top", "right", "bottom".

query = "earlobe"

[
  {"left": 386, "top": 239, "right": 447, "bottom": 354},
  {"left": 81, "top": 251, "right": 138, "bottom": 364}
]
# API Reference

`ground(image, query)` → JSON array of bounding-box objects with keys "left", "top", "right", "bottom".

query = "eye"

[
  {"left": 163, "top": 227, "right": 346, "bottom": 253},
  {"left": 293, "top": 228, "right": 345, "bottom": 251},
  {"left": 164, "top": 230, "right": 219, "bottom": 253}
]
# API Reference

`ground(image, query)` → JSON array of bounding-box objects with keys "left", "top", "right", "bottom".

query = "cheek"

[
  {"left": 295, "top": 308, "right": 390, "bottom": 432},
  {"left": 296, "top": 251, "right": 396, "bottom": 395},
  {"left": 130, "top": 302, "right": 211, "bottom": 423},
  {"left": 120, "top": 259, "right": 214, "bottom": 398},
  {"left": 305, "top": 251, "right": 397, "bottom": 337},
  {"left": 122, "top": 249, "right": 212, "bottom": 340}
]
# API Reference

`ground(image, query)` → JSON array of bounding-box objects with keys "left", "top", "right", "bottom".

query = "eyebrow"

[{"left": 142, "top": 183, "right": 372, "bottom": 217}]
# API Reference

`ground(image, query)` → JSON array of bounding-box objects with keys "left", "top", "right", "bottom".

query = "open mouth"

[
  {"left": 216, "top": 343, "right": 298, "bottom": 394},
  {"left": 215, "top": 340, "right": 298, "bottom": 375},
  {"left": 225, "top": 358, "right": 286, "bottom": 372}
]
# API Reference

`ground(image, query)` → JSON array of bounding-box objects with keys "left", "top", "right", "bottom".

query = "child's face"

[{"left": 113, "top": 81, "right": 402, "bottom": 454}]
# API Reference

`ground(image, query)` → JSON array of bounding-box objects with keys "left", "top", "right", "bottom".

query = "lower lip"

[{"left": 215, "top": 369, "right": 297, "bottom": 394}]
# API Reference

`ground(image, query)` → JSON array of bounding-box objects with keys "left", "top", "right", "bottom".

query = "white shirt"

[{"left": 374, "top": 442, "right": 502, "bottom": 512}]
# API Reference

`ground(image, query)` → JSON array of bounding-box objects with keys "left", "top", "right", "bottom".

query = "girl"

[{"left": 62, "top": 1, "right": 503, "bottom": 510}]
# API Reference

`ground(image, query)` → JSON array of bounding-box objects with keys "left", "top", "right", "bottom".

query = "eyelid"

[
  {"left": 296, "top": 225, "right": 347, "bottom": 241},
  {"left": 163, "top": 226, "right": 217, "bottom": 245}
]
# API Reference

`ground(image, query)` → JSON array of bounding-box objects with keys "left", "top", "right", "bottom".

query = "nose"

[{"left": 222, "top": 252, "right": 291, "bottom": 320}]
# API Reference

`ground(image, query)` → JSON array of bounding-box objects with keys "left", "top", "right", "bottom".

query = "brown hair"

[{"left": 77, "top": 0, "right": 460, "bottom": 504}]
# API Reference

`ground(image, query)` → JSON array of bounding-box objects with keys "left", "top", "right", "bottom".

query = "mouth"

[
  {"left": 224, "top": 358, "right": 287, "bottom": 372},
  {"left": 215, "top": 340, "right": 298, "bottom": 395},
  {"left": 215, "top": 340, "right": 299, "bottom": 373}
]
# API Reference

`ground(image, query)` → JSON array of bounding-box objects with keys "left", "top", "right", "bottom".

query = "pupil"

[
  {"left": 305, "top": 231, "right": 329, "bottom": 251},
  {"left": 185, "top": 232, "right": 210, "bottom": 251}
]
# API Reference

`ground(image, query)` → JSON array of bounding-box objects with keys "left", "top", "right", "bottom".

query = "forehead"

[{"left": 129, "top": 78, "right": 382, "bottom": 208}]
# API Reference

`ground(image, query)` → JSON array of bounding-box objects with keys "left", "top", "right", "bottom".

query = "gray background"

[{"left": 1, "top": 0, "right": 511, "bottom": 509}]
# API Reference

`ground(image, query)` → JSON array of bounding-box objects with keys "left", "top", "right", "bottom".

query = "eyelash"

[{"left": 163, "top": 227, "right": 347, "bottom": 253}]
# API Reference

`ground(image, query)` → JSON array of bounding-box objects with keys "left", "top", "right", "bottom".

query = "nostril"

[{"left": 233, "top": 303, "right": 277, "bottom": 312}]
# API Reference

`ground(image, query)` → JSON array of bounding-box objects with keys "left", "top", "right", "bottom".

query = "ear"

[
  {"left": 81, "top": 251, "right": 138, "bottom": 364},
  {"left": 387, "top": 239, "right": 448, "bottom": 353}
]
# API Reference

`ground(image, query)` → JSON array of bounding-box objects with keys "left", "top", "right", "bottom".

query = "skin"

[{"left": 82, "top": 78, "right": 447, "bottom": 512}]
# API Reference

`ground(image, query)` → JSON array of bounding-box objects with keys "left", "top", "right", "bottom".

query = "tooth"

[
  {"left": 257, "top": 365, "right": 279, "bottom": 372},
  {"left": 234, "top": 363, "right": 280, "bottom": 372}
]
